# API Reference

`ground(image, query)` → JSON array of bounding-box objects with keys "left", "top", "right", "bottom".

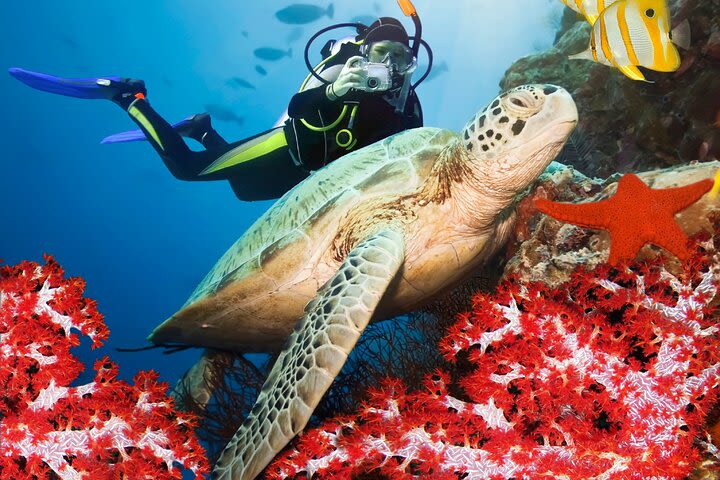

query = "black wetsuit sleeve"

[
  {"left": 287, "top": 85, "right": 333, "bottom": 118},
  {"left": 288, "top": 42, "right": 364, "bottom": 118}
]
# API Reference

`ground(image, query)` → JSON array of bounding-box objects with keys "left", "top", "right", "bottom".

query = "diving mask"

[{"left": 364, "top": 40, "right": 417, "bottom": 75}]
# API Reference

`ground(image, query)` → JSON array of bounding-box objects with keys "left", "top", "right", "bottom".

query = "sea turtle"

[{"left": 147, "top": 84, "right": 578, "bottom": 479}]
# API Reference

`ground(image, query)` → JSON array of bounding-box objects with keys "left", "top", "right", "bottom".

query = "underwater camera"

[{"left": 356, "top": 59, "right": 392, "bottom": 92}]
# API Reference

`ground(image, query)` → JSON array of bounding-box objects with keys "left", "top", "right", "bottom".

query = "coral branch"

[
  {"left": 0, "top": 255, "right": 209, "bottom": 479},
  {"left": 268, "top": 236, "right": 720, "bottom": 479}
]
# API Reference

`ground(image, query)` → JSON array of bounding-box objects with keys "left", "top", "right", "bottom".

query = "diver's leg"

[
  {"left": 200, "top": 128, "right": 228, "bottom": 150},
  {"left": 179, "top": 113, "right": 229, "bottom": 149},
  {"left": 124, "top": 102, "right": 306, "bottom": 196},
  {"left": 7, "top": 67, "right": 200, "bottom": 173},
  {"left": 8, "top": 67, "right": 241, "bottom": 181},
  {"left": 100, "top": 112, "right": 229, "bottom": 148},
  {"left": 227, "top": 146, "right": 309, "bottom": 201},
  {"left": 122, "top": 97, "right": 212, "bottom": 179},
  {"left": 124, "top": 99, "right": 261, "bottom": 181}
]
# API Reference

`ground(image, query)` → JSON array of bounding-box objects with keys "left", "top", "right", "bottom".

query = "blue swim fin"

[
  {"left": 8, "top": 67, "right": 144, "bottom": 100},
  {"left": 101, "top": 116, "right": 201, "bottom": 144},
  {"left": 101, "top": 128, "right": 155, "bottom": 144}
]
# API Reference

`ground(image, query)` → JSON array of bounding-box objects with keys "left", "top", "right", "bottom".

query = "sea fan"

[{"left": 555, "top": 128, "right": 596, "bottom": 174}]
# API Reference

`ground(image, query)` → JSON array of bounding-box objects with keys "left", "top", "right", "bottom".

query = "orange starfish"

[{"left": 534, "top": 173, "right": 713, "bottom": 264}]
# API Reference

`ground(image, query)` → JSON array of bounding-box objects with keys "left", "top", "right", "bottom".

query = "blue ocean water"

[{"left": 0, "top": 0, "right": 560, "bottom": 465}]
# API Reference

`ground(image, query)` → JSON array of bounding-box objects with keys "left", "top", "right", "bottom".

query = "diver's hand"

[{"left": 327, "top": 55, "right": 366, "bottom": 99}]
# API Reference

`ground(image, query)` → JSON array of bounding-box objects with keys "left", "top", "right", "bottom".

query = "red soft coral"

[
  {"left": 0, "top": 255, "right": 209, "bottom": 479},
  {"left": 267, "top": 237, "right": 720, "bottom": 479}
]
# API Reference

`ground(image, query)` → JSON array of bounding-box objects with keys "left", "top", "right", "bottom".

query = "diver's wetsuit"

[
  {"left": 284, "top": 41, "right": 423, "bottom": 170},
  {"left": 124, "top": 100, "right": 307, "bottom": 201},
  {"left": 124, "top": 41, "right": 422, "bottom": 201}
]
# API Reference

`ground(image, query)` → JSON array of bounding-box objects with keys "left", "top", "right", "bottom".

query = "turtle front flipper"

[{"left": 212, "top": 228, "right": 406, "bottom": 480}]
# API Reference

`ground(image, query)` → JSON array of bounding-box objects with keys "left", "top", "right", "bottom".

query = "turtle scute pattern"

[
  {"left": 211, "top": 228, "right": 405, "bottom": 480},
  {"left": 185, "top": 127, "right": 449, "bottom": 307}
]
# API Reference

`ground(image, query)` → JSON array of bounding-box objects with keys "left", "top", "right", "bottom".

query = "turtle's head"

[{"left": 461, "top": 84, "right": 577, "bottom": 196}]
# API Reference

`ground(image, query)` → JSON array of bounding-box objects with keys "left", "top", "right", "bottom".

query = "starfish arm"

[
  {"left": 534, "top": 198, "right": 613, "bottom": 230},
  {"left": 647, "top": 222, "right": 692, "bottom": 261},
  {"left": 654, "top": 179, "right": 713, "bottom": 213},
  {"left": 618, "top": 173, "right": 647, "bottom": 189}
]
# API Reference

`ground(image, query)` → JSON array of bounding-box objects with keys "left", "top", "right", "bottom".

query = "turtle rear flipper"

[{"left": 212, "top": 228, "right": 406, "bottom": 480}]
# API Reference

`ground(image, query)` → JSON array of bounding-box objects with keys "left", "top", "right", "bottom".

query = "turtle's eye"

[
  {"left": 504, "top": 88, "right": 544, "bottom": 117},
  {"left": 645, "top": 8, "right": 655, "bottom": 17}
]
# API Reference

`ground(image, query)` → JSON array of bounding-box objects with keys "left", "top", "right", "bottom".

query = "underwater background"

[
  {"left": 4, "top": 1, "right": 720, "bottom": 478},
  {"left": 0, "top": 0, "right": 564, "bottom": 389}
]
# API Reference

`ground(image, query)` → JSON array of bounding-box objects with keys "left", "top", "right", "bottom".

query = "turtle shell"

[{"left": 148, "top": 127, "right": 455, "bottom": 352}]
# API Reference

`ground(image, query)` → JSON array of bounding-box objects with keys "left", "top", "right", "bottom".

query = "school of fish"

[
  {"left": 220, "top": 0, "right": 691, "bottom": 128},
  {"left": 226, "top": 3, "right": 384, "bottom": 104}
]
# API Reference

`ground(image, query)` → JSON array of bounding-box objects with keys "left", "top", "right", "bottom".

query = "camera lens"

[{"left": 367, "top": 77, "right": 378, "bottom": 89}]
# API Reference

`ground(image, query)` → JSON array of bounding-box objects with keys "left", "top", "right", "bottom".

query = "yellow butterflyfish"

[
  {"left": 567, "top": 0, "right": 690, "bottom": 81},
  {"left": 559, "top": 0, "right": 616, "bottom": 25}
]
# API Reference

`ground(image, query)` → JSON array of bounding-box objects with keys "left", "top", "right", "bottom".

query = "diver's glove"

[{"left": 326, "top": 55, "right": 366, "bottom": 100}]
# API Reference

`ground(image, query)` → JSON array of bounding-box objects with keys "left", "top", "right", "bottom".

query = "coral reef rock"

[
  {"left": 500, "top": 0, "right": 720, "bottom": 179},
  {"left": 506, "top": 160, "right": 720, "bottom": 286}
]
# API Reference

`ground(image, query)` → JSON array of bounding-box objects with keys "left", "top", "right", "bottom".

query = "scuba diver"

[{"left": 9, "top": 2, "right": 434, "bottom": 201}]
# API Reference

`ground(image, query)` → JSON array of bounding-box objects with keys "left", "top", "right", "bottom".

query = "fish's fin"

[
  {"left": 584, "top": 13, "right": 599, "bottom": 25},
  {"left": 671, "top": 19, "right": 691, "bottom": 50},
  {"left": 616, "top": 63, "right": 649, "bottom": 82},
  {"left": 710, "top": 169, "right": 720, "bottom": 200},
  {"left": 288, "top": 47, "right": 293, "bottom": 57},
  {"left": 568, "top": 48, "right": 595, "bottom": 61},
  {"left": 327, "top": 3, "right": 334, "bottom": 19}
]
